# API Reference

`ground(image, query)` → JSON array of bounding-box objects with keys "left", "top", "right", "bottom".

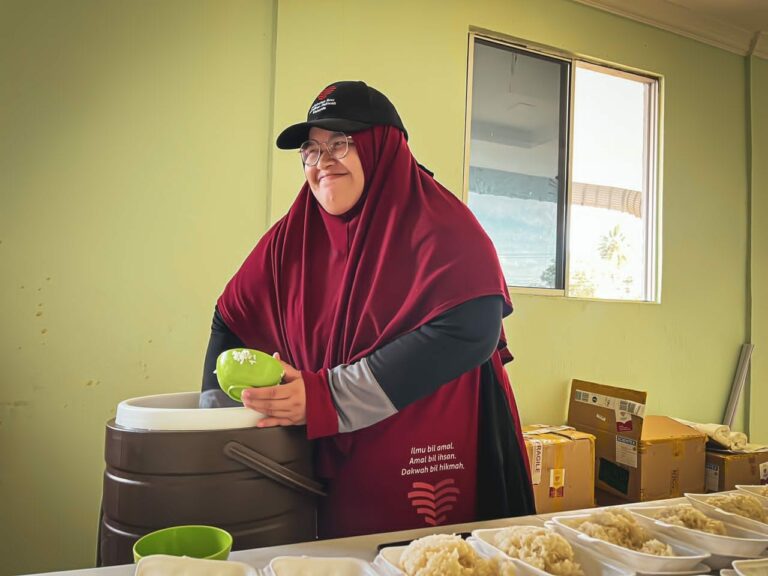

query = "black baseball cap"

[{"left": 276, "top": 81, "right": 408, "bottom": 149}]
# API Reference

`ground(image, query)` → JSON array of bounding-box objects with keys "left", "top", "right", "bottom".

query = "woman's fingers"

[
  {"left": 241, "top": 378, "right": 306, "bottom": 426},
  {"left": 271, "top": 352, "right": 302, "bottom": 381},
  {"left": 256, "top": 416, "right": 297, "bottom": 428}
]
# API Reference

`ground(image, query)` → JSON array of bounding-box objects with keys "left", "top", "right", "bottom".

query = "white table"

[{"left": 23, "top": 498, "right": 687, "bottom": 575}]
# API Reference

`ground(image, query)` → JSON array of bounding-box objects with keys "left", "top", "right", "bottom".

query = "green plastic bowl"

[
  {"left": 216, "top": 348, "right": 283, "bottom": 402},
  {"left": 133, "top": 525, "right": 232, "bottom": 563}
]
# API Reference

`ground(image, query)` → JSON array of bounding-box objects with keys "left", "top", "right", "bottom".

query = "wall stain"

[
  {"left": 41, "top": 328, "right": 48, "bottom": 335},
  {"left": 0, "top": 401, "right": 31, "bottom": 408},
  {"left": 85, "top": 379, "right": 101, "bottom": 387},
  {"left": 35, "top": 311, "right": 43, "bottom": 317}
]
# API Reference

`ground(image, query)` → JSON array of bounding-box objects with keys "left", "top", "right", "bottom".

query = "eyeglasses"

[{"left": 299, "top": 132, "right": 353, "bottom": 166}]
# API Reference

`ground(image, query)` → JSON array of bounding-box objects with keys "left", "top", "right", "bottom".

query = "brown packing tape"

[
  {"left": 548, "top": 441, "right": 566, "bottom": 512},
  {"left": 671, "top": 468, "right": 681, "bottom": 496},
  {"left": 673, "top": 440, "right": 683, "bottom": 459}
]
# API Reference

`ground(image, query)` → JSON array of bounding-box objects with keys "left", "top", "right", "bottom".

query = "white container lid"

[
  {"left": 267, "top": 556, "right": 379, "bottom": 576},
  {"left": 136, "top": 554, "right": 258, "bottom": 576},
  {"left": 115, "top": 391, "right": 266, "bottom": 431}
]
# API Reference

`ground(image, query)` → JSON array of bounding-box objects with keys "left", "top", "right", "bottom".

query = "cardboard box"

[
  {"left": 705, "top": 450, "right": 768, "bottom": 492},
  {"left": 567, "top": 379, "right": 707, "bottom": 503},
  {"left": 522, "top": 424, "right": 595, "bottom": 513}
]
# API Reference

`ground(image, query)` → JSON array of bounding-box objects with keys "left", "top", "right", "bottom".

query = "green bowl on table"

[
  {"left": 215, "top": 348, "right": 284, "bottom": 402},
  {"left": 133, "top": 525, "right": 233, "bottom": 562}
]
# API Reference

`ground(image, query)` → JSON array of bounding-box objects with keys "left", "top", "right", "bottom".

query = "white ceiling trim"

[{"left": 572, "top": 0, "right": 768, "bottom": 59}]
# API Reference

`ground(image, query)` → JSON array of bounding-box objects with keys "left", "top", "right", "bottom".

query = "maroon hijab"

[{"left": 218, "top": 125, "right": 511, "bottom": 372}]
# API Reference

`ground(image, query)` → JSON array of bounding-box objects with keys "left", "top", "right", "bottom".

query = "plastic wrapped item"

[
  {"left": 470, "top": 526, "right": 635, "bottom": 576},
  {"left": 547, "top": 513, "right": 710, "bottom": 573},
  {"left": 736, "top": 485, "right": 768, "bottom": 506},
  {"left": 685, "top": 493, "right": 768, "bottom": 536},
  {"left": 629, "top": 506, "right": 768, "bottom": 558}
]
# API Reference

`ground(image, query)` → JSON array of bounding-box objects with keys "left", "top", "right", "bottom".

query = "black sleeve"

[
  {"left": 201, "top": 305, "right": 246, "bottom": 393},
  {"left": 366, "top": 295, "right": 503, "bottom": 410}
]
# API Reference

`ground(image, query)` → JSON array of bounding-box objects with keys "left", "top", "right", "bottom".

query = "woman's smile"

[
  {"left": 319, "top": 172, "right": 347, "bottom": 182},
  {"left": 305, "top": 127, "right": 365, "bottom": 215}
]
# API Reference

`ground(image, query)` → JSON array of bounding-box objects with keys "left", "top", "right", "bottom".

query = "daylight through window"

[{"left": 466, "top": 35, "right": 659, "bottom": 302}]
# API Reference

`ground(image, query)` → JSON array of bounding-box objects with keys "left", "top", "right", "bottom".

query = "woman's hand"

[{"left": 241, "top": 354, "right": 306, "bottom": 427}]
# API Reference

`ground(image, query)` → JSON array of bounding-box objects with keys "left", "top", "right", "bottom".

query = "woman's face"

[{"left": 304, "top": 127, "right": 365, "bottom": 216}]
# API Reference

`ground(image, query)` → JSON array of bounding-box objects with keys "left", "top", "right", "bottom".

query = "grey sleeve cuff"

[
  {"left": 199, "top": 389, "right": 241, "bottom": 408},
  {"left": 328, "top": 357, "right": 398, "bottom": 433}
]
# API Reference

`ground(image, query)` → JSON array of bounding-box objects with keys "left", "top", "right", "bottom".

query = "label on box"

[
  {"left": 574, "top": 389, "right": 645, "bottom": 418},
  {"left": 616, "top": 410, "right": 633, "bottom": 432},
  {"left": 705, "top": 462, "right": 720, "bottom": 492},
  {"left": 616, "top": 436, "right": 638, "bottom": 468},
  {"left": 760, "top": 462, "right": 768, "bottom": 483},
  {"left": 549, "top": 469, "right": 565, "bottom": 498},
  {"left": 530, "top": 439, "right": 543, "bottom": 485}
]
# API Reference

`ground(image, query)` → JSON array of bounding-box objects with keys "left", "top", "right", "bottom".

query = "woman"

[{"left": 201, "top": 81, "right": 535, "bottom": 538}]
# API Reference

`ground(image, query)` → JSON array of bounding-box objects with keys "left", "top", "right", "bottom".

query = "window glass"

[
  {"left": 468, "top": 40, "right": 569, "bottom": 289},
  {"left": 466, "top": 36, "right": 659, "bottom": 302}
]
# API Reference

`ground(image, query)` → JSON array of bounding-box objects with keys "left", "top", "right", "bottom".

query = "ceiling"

[{"left": 572, "top": 0, "right": 768, "bottom": 58}]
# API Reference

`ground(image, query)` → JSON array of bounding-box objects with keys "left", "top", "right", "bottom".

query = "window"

[{"left": 466, "top": 35, "right": 659, "bottom": 301}]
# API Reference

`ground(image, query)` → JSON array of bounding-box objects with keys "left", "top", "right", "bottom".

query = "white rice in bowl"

[
  {"left": 492, "top": 526, "right": 584, "bottom": 576},
  {"left": 707, "top": 493, "right": 767, "bottom": 522},
  {"left": 652, "top": 504, "right": 726, "bottom": 534},
  {"left": 399, "top": 534, "right": 515, "bottom": 576},
  {"left": 568, "top": 508, "right": 674, "bottom": 556}
]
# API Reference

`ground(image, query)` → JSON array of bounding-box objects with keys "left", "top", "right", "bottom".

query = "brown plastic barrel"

[{"left": 98, "top": 419, "right": 325, "bottom": 566}]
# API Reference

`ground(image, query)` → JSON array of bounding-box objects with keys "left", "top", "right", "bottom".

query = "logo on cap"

[{"left": 316, "top": 86, "right": 337, "bottom": 101}]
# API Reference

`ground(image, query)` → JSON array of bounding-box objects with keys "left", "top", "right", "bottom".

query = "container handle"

[{"left": 224, "top": 441, "right": 327, "bottom": 497}]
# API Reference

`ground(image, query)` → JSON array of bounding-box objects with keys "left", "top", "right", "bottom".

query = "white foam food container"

[
  {"left": 116, "top": 391, "right": 266, "bottom": 430},
  {"left": 266, "top": 556, "right": 378, "bottom": 576},
  {"left": 629, "top": 506, "right": 768, "bottom": 558},
  {"left": 374, "top": 543, "right": 519, "bottom": 576},
  {"left": 470, "top": 526, "right": 636, "bottom": 576},
  {"left": 134, "top": 554, "right": 258, "bottom": 576},
  {"left": 547, "top": 514, "right": 710, "bottom": 573},
  {"left": 732, "top": 557, "right": 768, "bottom": 576},
  {"left": 736, "top": 485, "right": 768, "bottom": 506},
  {"left": 684, "top": 493, "right": 768, "bottom": 536}
]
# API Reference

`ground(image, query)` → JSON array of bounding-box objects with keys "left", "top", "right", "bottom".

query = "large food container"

[{"left": 98, "top": 392, "right": 325, "bottom": 566}]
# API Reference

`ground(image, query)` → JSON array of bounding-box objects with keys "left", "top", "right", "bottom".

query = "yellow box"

[
  {"left": 523, "top": 424, "right": 596, "bottom": 514},
  {"left": 566, "top": 380, "right": 706, "bottom": 503},
  {"left": 705, "top": 450, "right": 768, "bottom": 492}
]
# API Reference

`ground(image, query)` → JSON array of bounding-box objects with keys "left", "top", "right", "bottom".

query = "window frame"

[{"left": 463, "top": 31, "right": 663, "bottom": 303}]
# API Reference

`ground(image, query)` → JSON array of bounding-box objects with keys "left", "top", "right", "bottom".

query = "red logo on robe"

[{"left": 407, "top": 478, "right": 460, "bottom": 526}]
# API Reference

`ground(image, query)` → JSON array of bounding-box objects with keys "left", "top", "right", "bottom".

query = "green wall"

[
  {"left": 0, "top": 1, "right": 276, "bottom": 574},
  {"left": 0, "top": 0, "right": 763, "bottom": 574},
  {"left": 750, "top": 56, "right": 768, "bottom": 444}
]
